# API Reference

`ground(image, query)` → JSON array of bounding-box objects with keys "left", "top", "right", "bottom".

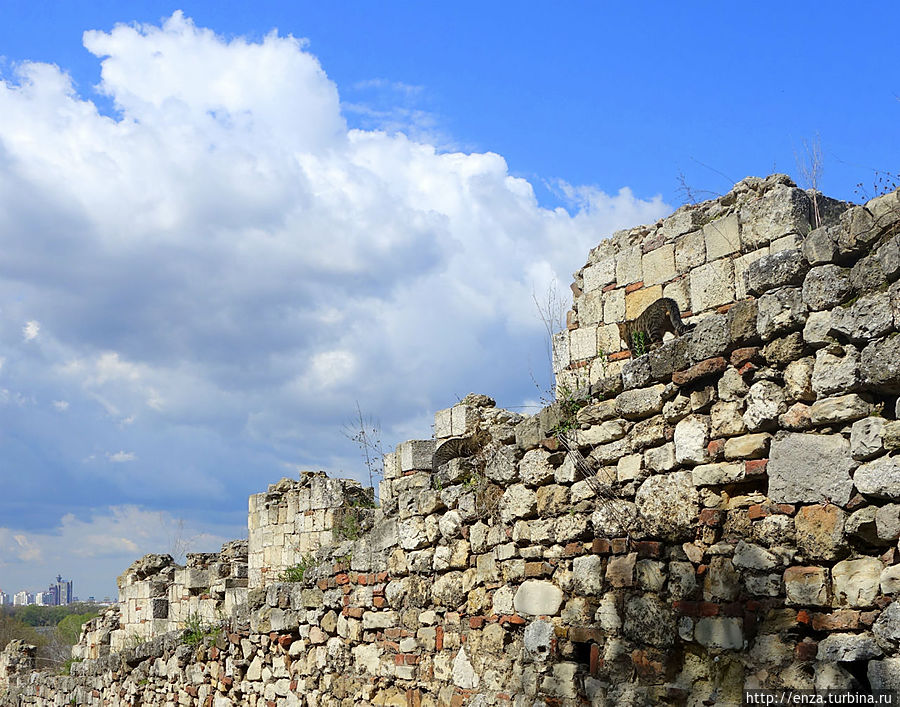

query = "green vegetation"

[
  {"left": 59, "top": 657, "right": 82, "bottom": 676},
  {"left": 631, "top": 330, "right": 649, "bottom": 357},
  {"left": 1, "top": 603, "right": 99, "bottom": 628},
  {"left": 336, "top": 494, "right": 378, "bottom": 541},
  {"left": 181, "top": 613, "right": 221, "bottom": 647},
  {"left": 279, "top": 553, "right": 317, "bottom": 582}
]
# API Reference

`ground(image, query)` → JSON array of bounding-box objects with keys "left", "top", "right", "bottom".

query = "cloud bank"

[{"left": 0, "top": 12, "right": 668, "bottom": 596}]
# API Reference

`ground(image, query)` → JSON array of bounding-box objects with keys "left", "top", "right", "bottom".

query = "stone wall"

[{"left": 4, "top": 177, "right": 900, "bottom": 706}]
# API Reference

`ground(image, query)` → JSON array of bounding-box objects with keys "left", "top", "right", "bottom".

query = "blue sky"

[{"left": 0, "top": 3, "right": 896, "bottom": 599}]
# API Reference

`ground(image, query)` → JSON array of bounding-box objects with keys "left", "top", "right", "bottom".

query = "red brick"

[
  {"left": 673, "top": 601, "right": 699, "bottom": 617},
  {"left": 608, "top": 350, "right": 632, "bottom": 362},
  {"left": 811, "top": 610, "right": 860, "bottom": 631},
  {"left": 706, "top": 438, "right": 726, "bottom": 459},
  {"left": 469, "top": 616, "right": 485, "bottom": 629},
  {"left": 589, "top": 644, "right": 601, "bottom": 676},
  {"left": 625, "top": 281, "right": 644, "bottom": 293},
  {"left": 699, "top": 602, "right": 719, "bottom": 617},
  {"left": 602, "top": 283, "right": 618, "bottom": 293},
  {"left": 277, "top": 635, "right": 293, "bottom": 649},
  {"left": 635, "top": 540, "right": 662, "bottom": 558},
  {"left": 435, "top": 626, "right": 444, "bottom": 651},
  {"left": 611, "top": 538, "right": 629, "bottom": 554},
  {"left": 563, "top": 542, "right": 584, "bottom": 557},
  {"left": 730, "top": 347, "right": 760, "bottom": 367},
  {"left": 592, "top": 538, "right": 611, "bottom": 555},
  {"left": 738, "top": 361, "right": 758, "bottom": 376},
  {"left": 745, "top": 459, "right": 768, "bottom": 476},
  {"left": 672, "top": 357, "right": 727, "bottom": 386},
  {"left": 795, "top": 641, "right": 818, "bottom": 661},
  {"left": 335, "top": 573, "right": 350, "bottom": 586},
  {"left": 699, "top": 509, "right": 725, "bottom": 527}
]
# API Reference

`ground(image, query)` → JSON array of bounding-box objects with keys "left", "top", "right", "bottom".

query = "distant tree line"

[{"left": 0, "top": 604, "right": 100, "bottom": 670}]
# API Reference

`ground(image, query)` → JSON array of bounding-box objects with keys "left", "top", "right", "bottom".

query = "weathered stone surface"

[
  {"left": 572, "top": 555, "right": 605, "bottom": 595},
  {"left": 745, "top": 249, "right": 808, "bottom": 295},
  {"left": 635, "top": 472, "right": 698, "bottom": 540},
  {"left": 513, "top": 580, "right": 563, "bottom": 616},
  {"left": 692, "top": 462, "right": 744, "bottom": 486},
  {"left": 615, "top": 384, "right": 667, "bottom": 420},
  {"left": 809, "top": 394, "right": 872, "bottom": 426},
  {"left": 762, "top": 332, "right": 805, "bottom": 367},
  {"left": 452, "top": 647, "right": 479, "bottom": 689},
  {"left": 621, "top": 354, "right": 653, "bottom": 390},
  {"left": 831, "top": 291, "right": 894, "bottom": 342},
  {"left": 694, "top": 617, "right": 744, "bottom": 651},
  {"left": 846, "top": 507, "right": 881, "bottom": 545},
  {"left": 690, "top": 258, "right": 735, "bottom": 313},
  {"left": 817, "top": 633, "right": 882, "bottom": 662},
  {"left": 498, "top": 484, "right": 537, "bottom": 524},
  {"left": 874, "top": 602, "right": 900, "bottom": 651},
  {"left": 523, "top": 619, "right": 554, "bottom": 661},
  {"left": 803, "top": 310, "right": 834, "bottom": 347},
  {"left": 674, "top": 415, "right": 709, "bottom": 465},
  {"left": 623, "top": 595, "right": 676, "bottom": 648},
  {"left": 767, "top": 433, "right": 855, "bottom": 506},
  {"left": 711, "top": 400, "right": 748, "bottom": 438},
  {"left": 688, "top": 314, "right": 729, "bottom": 362},
  {"left": 783, "top": 357, "right": 815, "bottom": 401},
  {"left": 703, "top": 213, "right": 740, "bottom": 261},
  {"left": 518, "top": 449, "right": 554, "bottom": 487},
  {"left": 727, "top": 298, "right": 759, "bottom": 343},
  {"left": 802, "top": 223, "right": 839, "bottom": 265},
  {"left": 672, "top": 357, "right": 727, "bottom": 386},
  {"left": 741, "top": 184, "right": 810, "bottom": 249},
  {"left": 832, "top": 558, "right": 882, "bottom": 608},
  {"left": 868, "top": 658, "right": 900, "bottom": 695},
  {"left": 743, "top": 381, "right": 787, "bottom": 432},
  {"left": 756, "top": 287, "right": 808, "bottom": 341},
  {"left": 703, "top": 557, "right": 740, "bottom": 601},
  {"left": 854, "top": 457, "right": 900, "bottom": 500},
  {"left": 733, "top": 540, "right": 778, "bottom": 570},
  {"left": 838, "top": 205, "right": 880, "bottom": 255},
  {"left": 861, "top": 336, "right": 900, "bottom": 392},
  {"left": 794, "top": 504, "right": 847, "bottom": 561},
  {"left": 573, "top": 419, "right": 627, "bottom": 447},
  {"left": 591, "top": 501, "right": 639, "bottom": 537},
  {"left": 801, "top": 264, "right": 852, "bottom": 311},
  {"left": 876, "top": 505, "right": 900, "bottom": 542},
  {"left": 784, "top": 566, "right": 830, "bottom": 606},
  {"left": 812, "top": 344, "right": 860, "bottom": 396},
  {"left": 644, "top": 443, "right": 676, "bottom": 473}
]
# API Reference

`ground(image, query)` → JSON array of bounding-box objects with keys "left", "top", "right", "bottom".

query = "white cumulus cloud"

[{"left": 0, "top": 12, "right": 670, "bottom": 591}]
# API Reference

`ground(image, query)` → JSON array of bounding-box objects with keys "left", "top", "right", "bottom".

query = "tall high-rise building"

[
  {"left": 0, "top": 590, "right": 9, "bottom": 605},
  {"left": 55, "top": 575, "right": 73, "bottom": 606},
  {"left": 13, "top": 591, "right": 32, "bottom": 606}
]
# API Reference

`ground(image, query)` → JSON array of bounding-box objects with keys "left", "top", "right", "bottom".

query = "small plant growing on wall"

[{"left": 279, "top": 553, "right": 317, "bottom": 583}]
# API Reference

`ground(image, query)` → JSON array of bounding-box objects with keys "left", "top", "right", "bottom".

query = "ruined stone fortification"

[{"left": 3, "top": 175, "right": 900, "bottom": 706}]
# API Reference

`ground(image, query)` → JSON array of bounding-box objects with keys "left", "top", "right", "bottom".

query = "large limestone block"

[
  {"left": 768, "top": 433, "right": 855, "bottom": 506},
  {"left": 740, "top": 183, "right": 811, "bottom": 249},
  {"left": 745, "top": 249, "right": 808, "bottom": 296},
  {"left": 703, "top": 213, "right": 740, "bottom": 261},
  {"left": 398, "top": 440, "right": 436, "bottom": 473},
  {"left": 572, "top": 555, "right": 605, "bottom": 595},
  {"left": 854, "top": 456, "right": 900, "bottom": 500},
  {"left": 756, "top": 287, "right": 808, "bottom": 341},
  {"left": 514, "top": 580, "right": 563, "bottom": 616},
  {"left": 831, "top": 291, "right": 894, "bottom": 342},
  {"left": 675, "top": 228, "right": 706, "bottom": 274},
  {"left": 569, "top": 326, "right": 598, "bottom": 361},
  {"left": 690, "top": 258, "right": 735, "bottom": 312},
  {"left": 812, "top": 344, "right": 860, "bottom": 396},
  {"left": 861, "top": 337, "right": 900, "bottom": 392},
  {"left": 810, "top": 394, "right": 872, "bottom": 426},
  {"left": 642, "top": 243, "right": 675, "bottom": 285},
  {"left": 635, "top": 472, "right": 698, "bottom": 540},
  {"left": 616, "top": 246, "right": 643, "bottom": 286},
  {"left": 832, "top": 558, "right": 882, "bottom": 608},
  {"left": 624, "top": 594, "right": 676, "bottom": 648},
  {"left": 583, "top": 257, "right": 616, "bottom": 292},
  {"left": 802, "top": 264, "right": 852, "bottom": 311},
  {"left": 615, "top": 384, "right": 667, "bottom": 420},
  {"left": 794, "top": 504, "right": 848, "bottom": 561},
  {"left": 784, "top": 566, "right": 830, "bottom": 606},
  {"left": 674, "top": 414, "right": 709, "bottom": 465},
  {"left": 734, "top": 248, "right": 769, "bottom": 300}
]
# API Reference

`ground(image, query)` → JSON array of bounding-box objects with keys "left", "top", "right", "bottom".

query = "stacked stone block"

[
  {"left": 248, "top": 472, "right": 373, "bottom": 588},
  {"left": 7, "top": 180, "right": 900, "bottom": 706}
]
